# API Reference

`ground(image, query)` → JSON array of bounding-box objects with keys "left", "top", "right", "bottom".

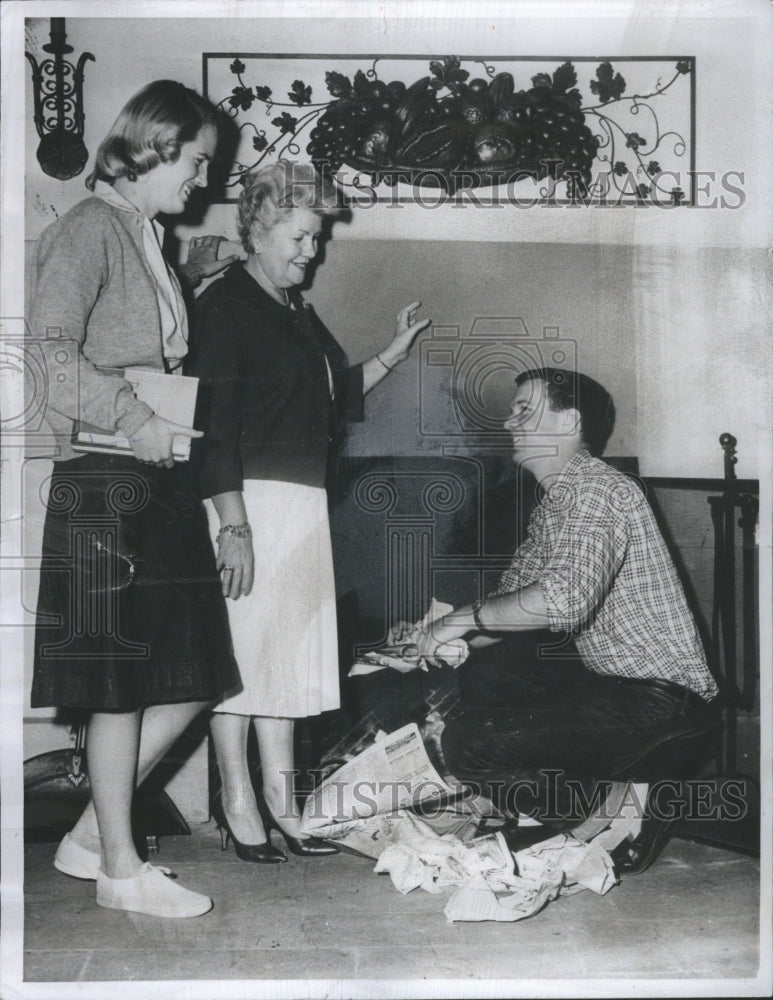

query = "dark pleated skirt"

[{"left": 31, "top": 453, "right": 239, "bottom": 711}]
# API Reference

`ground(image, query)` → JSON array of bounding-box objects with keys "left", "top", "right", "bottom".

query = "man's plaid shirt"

[{"left": 496, "top": 450, "right": 718, "bottom": 701}]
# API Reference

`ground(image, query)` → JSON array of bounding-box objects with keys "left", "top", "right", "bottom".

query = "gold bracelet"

[
  {"left": 375, "top": 354, "right": 392, "bottom": 372},
  {"left": 217, "top": 522, "right": 251, "bottom": 542},
  {"left": 472, "top": 599, "right": 485, "bottom": 630}
]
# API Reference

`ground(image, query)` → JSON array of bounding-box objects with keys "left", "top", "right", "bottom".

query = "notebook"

[{"left": 73, "top": 367, "right": 199, "bottom": 462}]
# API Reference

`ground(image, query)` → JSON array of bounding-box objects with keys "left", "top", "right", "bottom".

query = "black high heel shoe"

[
  {"left": 212, "top": 794, "right": 287, "bottom": 864},
  {"left": 256, "top": 795, "right": 339, "bottom": 857}
]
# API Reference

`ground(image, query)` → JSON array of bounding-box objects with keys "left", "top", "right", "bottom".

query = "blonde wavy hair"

[
  {"left": 237, "top": 160, "right": 342, "bottom": 251},
  {"left": 85, "top": 80, "right": 218, "bottom": 190}
]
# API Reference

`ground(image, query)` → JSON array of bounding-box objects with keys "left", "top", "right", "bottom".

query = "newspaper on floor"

[
  {"left": 442, "top": 832, "right": 618, "bottom": 922},
  {"left": 440, "top": 804, "right": 631, "bottom": 921},
  {"left": 356, "top": 809, "right": 619, "bottom": 922},
  {"left": 300, "top": 713, "right": 625, "bottom": 922},
  {"left": 304, "top": 684, "right": 493, "bottom": 852},
  {"left": 373, "top": 813, "right": 516, "bottom": 893},
  {"left": 301, "top": 721, "right": 466, "bottom": 843},
  {"left": 300, "top": 697, "right": 632, "bottom": 922}
]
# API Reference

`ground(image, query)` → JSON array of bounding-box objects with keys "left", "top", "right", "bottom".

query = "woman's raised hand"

[
  {"left": 128, "top": 414, "right": 203, "bottom": 467},
  {"left": 380, "top": 301, "right": 431, "bottom": 367}
]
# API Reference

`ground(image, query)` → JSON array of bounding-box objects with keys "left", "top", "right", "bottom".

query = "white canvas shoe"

[
  {"left": 54, "top": 833, "right": 101, "bottom": 881},
  {"left": 96, "top": 863, "right": 213, "bottom": 918}
]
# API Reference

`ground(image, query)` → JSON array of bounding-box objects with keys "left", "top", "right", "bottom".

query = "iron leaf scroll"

[{"left": 203, "top": 54, "right": 694, "bottom": 204}]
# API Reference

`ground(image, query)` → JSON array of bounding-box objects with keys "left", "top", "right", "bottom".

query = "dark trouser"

[{"left": 441, "top": 634, "right": 719, "bottom": 827}]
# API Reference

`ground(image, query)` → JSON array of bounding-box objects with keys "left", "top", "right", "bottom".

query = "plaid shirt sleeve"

[
  {"left": 495, "top": 507, "right": 545, "bottom": 594},
  {"left": 539, "top": 481, "right": 635, "bottom": 631}
]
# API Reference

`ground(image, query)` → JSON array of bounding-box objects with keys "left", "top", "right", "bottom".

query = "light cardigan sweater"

[{"left": 29, "top": 191, "right": 187, "bottom": 461}]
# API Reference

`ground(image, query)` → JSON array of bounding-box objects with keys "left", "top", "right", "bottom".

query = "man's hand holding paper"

[{"left": 348, "top": 599, "right": 469, "bottom": 677}]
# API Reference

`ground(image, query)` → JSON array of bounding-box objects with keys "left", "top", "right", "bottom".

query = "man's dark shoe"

[
  {"left": 493, "top": 820, "right": 558, "bottom": 853},
  {"left": 611, "top": 815, "right": 674, "bottom": 875}
]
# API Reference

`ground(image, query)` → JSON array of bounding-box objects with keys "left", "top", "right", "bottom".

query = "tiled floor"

[{"left": 19, "top": 824, "right": 763, "bottom": 994}]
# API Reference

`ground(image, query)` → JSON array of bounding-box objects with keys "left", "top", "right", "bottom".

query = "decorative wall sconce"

[{"left": 26, "top": 18, "right": 94, "bottom": 180}]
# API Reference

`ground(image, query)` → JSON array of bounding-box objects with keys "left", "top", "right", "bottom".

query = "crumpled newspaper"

[
  {"left": 367, "top": 808, "right": 618, "bottom": 923},
  {"left": 373, "top": 811, "right": 515, "bottom": 894},
  {"left": 349, "top": 599, "right": 469, "bottom": 676},
  {"left": 443, "top": 833, "right": 618, "bottom": 923},
  {"left": 443, "top": 872, "right": 563, "bottom": 923},
  {"left": 515, "top": 834, "right": 618, "bottom": 895}
]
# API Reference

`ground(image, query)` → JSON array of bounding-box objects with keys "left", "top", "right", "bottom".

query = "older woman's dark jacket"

[{"left": 186, "top": 261, "right": 364, "bottom": 498}]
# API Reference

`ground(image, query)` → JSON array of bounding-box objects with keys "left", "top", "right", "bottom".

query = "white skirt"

[{"left": 206, "top": 480, "right": 340, "bottom": 718}]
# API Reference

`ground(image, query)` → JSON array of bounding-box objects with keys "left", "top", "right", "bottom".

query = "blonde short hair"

[
  {"left": 237, "top": 160, "right": 342, "bottom": 252},
  {"left": 86, "top": 80, "right": 218, "bottom": 189}
]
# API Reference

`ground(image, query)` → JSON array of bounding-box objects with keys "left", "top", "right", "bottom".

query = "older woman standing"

[{"left": 187, "top": 161, "right": 429, "bottom": 861}]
